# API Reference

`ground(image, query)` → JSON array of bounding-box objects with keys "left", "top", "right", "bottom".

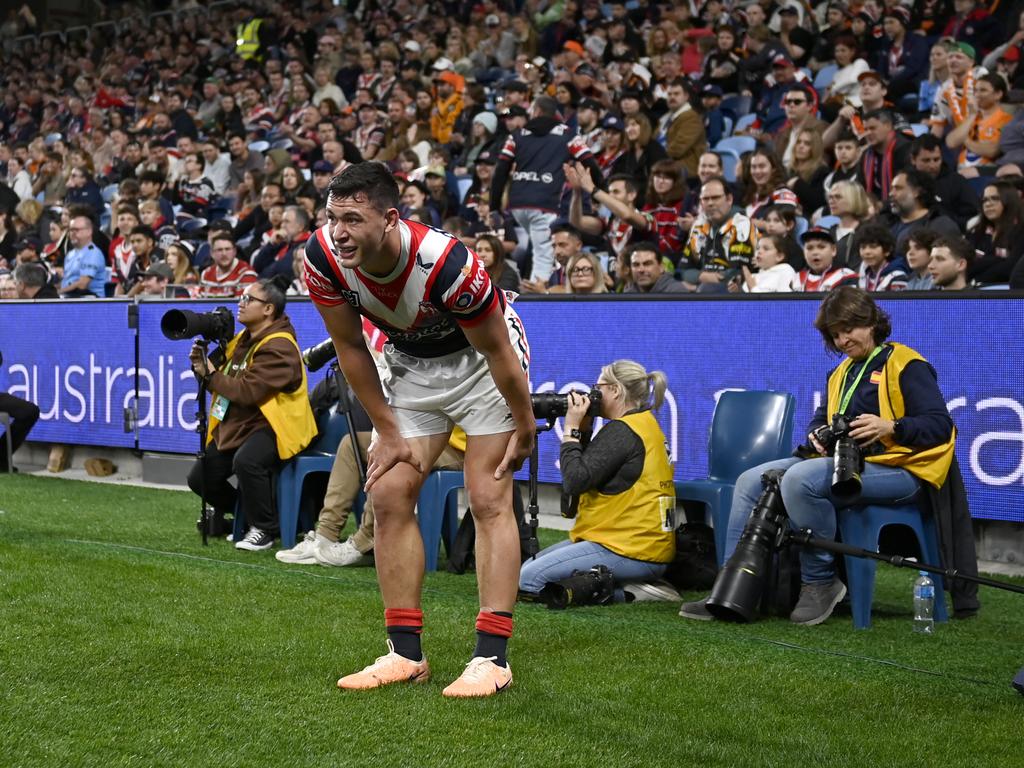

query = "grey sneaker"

[
  {"left": 679, "top": 596, "right": 714, "bottom": 621},
  {"left": 624, "top": 580, "right": 682, "bottom": 603},
  {"left": 314, "top": 536, "right": 372, "bottom": 567},
  {"left": 789, "top": 579, "right": 847, "bottom": 625}
]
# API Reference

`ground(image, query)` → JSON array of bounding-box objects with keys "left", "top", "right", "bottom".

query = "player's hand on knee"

[
  {"left": 365, "top": 433, "right": 422, "bottom": 490},
  {"left": 495, "top": 425, "right": 535, "bottom": 479}
]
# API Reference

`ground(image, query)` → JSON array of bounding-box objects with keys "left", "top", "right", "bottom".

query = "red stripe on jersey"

[
  {"left": 455, "top": 286, "right": 500, "bottom": 327},
  {"left": 315, "top": 227, "right": 352, "bottom": 292},
  {"left": 351, "top": 223, "right": 422, "bottom": 310}
]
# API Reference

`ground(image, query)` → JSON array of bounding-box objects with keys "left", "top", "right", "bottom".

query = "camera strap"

[{"left": 837, "top": 345, "right": 883, "bottom": 415}]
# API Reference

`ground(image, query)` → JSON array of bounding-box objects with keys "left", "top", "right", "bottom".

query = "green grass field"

[{"left": 1, "top": 473, "right": 1020, "bottom": 768}]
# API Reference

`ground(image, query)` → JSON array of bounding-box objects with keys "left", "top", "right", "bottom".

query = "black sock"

[
  {"left": 473, "top": 610, "right": 513, "bottom": 667},
  {"left": 385, "top": 608, "right": 423, "bottom": 661}
]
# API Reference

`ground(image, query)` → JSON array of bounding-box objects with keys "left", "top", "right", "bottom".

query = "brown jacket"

[
  {"left": 665, "top": 106, "right": 707, "bottom": 177},
  {"left": 208, "top": 315, "right": 304, "bottom": 451}
]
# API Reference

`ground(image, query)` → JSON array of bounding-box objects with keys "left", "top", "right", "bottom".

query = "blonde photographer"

[{"left": 519, "top": 360, "right": 678, "bottom": 602}]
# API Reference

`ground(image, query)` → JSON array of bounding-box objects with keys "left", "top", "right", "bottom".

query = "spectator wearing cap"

[
  {"left": 491, "top": 96, "right": 602, "bottom": 282},
  {"left": 778, "top": 3, "right": 815, "bottom": 69},
  {"left": 942, "top": 0, "right": 1000, "bottom": 56},
  {"left": 657, "top": 78, "right": 706, "bottom": 178},
  {"left": 878, "top": 6, "right": 929, "bottom": 102},
  {"left": 430, "top": 71, "right": 464, "bottom": 146},
  {"left": 596, "top": 114, "right": 628, "bottom": 176},
  {"left": 310, "top": 159, "right": 335, "bottom": 195},
  {"left": 809, "top": 3, "right": 854, "bottom": 68},
  {"left": 929, "top": 43, "right": 988, "bottom": 139},
  {"left": 137, "top": 262, "right": 174, "bottom": 297},
  {"left": 59, "top": 214, "right": 105, "bottom": 298},
  {"left": 823, "top": 70, "right": 912, "bottom": 149},
  {"left": 165, "top": 240, "right": 200, "bottom": 297},
  {"left": 576, "top": 98, "right": 605, "bottom": 154},
  {"left": 702, "top": 25, "right": 742, "bottom": 96},
  {"left": 571, "top": 63, "right": 604, "bottom": 103},
  {"left": 944, "top": 73, "right": 1012, "bottom": 177},
  {"left": 699, "top": 85, "right": 730, "bottom": 148},
  {"left": 13, "top": 261, "right": 58, "bottom": 299},
  {"left": 990, "top": 41, "right": 1024, "bottom": 90},
  {"left": 470, "top": 13, "right": 517, "bottom": 73},
  {"left": 753, "top": 52, "right": 811, "bottom": 136},
  {"left": 793, "top": 227, "right": 857, "bottom": 292},
  {"left": 739, "top": 25, "right": 788, "bottom": 96}
]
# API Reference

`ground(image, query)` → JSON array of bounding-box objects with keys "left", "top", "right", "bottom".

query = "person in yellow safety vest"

[
  {"left": 235, "top": 13, "right": 264, "bottom": 62},
  {"left": 187, "top": 275, "right": 318, "bottom": 552},
  {"left": 519, "top": 360, "right": 679, "bottom": 603},
  {"left": 681, "top": 286, "right": 957, "bottom": 625}
]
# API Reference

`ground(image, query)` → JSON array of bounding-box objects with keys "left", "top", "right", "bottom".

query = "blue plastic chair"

[
  {"left": 417, "top": 470, "right": 464, "bottom": 570},
  {"left": 815, "top": 214, "right": 840, "bottom": 230},
  {"left": 909, "top": 123, "right": 930, "bottom": 137},
  {"left": 812, "top": 64, "right": 838, "bottom": 97},
  {"left": 837, "top": 503, "right": 949, "bottom": 629},
  {"left": 676, "top": 391, "right": 797, "bottom": 566},
  {"left": 718, "top": 149, "right": 740, "bottom": 183},
  {"left": 277, "top": 410, "right": 356, "bottom": 548},
  {"left": 715, "top": 135, "right": 757, "bottom": 158}
]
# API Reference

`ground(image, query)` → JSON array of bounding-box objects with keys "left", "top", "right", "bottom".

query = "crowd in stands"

[{"left": 4, "top": 0, "right": 1024, "bottom": 304}]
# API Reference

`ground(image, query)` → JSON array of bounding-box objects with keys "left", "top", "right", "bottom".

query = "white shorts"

[{"left": 376, "top": 304, "right": 530, "bottom": 439}]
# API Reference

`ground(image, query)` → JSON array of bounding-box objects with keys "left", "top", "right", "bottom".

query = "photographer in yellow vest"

[
  {"left": 187, "top": 275, "right": 317, "bottom": 552},
  {"left": 682, "top": 287, "right": 957, "bottom": 625},
  {"left": 519, "top": 360, "right": 678, "bottom": 603}
]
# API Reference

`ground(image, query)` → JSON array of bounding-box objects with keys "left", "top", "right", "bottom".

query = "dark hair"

[
  {"left": 906, "top": 228, "right": 940, "bottom": 253},
  {"left": 855, "top": 223, "right": 896, "bottom": 254},
  {"left": 606, "top": 173, "right": 639, "bottom": 195},
  {"left": 129, "top": 224, "right": 155, "bottom": 240},
  {"left": 625, "top": 240, "right": 661, "bottom": 260},
  {"left": 326, "top": 162, "right": 400, "bottom": 213},
  {"left": 764, "top": 204, "right": 797, "bottom": 229},
  {"left": 814, "top": 286, "right": 892, "bottom": 353},
  {"left": 977, "top": 179, "right": 1023, "bottom": 246},
  {"left": 833, "top": 34, "right": 860, "bottom": 56},
  {"left": 979, "top": 72, "right": 1008, "bottom": 97},
  {"left": 835, "top": 130, "right": 859, "bottom": 146},
  {"left": 862, "top": 108, "right": 895, "bottom": 126},
  {"left": 258, "top": 275, "right": 289, "bottom": 318},
  {"left": 931, "top": 235, "right": 975, "bottom": 264},
  {"left": 897, "top": 168, "right": 936, "bottom": 208},
  {"left": 646, "top": 159, "right": 687, "bottom": 205},
  {"left": 910, "top": 132, "right": 943, "bottom": 156},
  {"left": 550, "top": 221, "right": 582, "bottom": 239},
  {"left": 139, "top": 170, "right": 166, "bottom": 185},
  {"left": 740, "top": 148, "right": 786, "bottom": 205},
  {"left": 701, "top": 175, "right": 732, "bottom": 195},
  {"left": 476, "top": 233, "right": 509, "bottom": 281},
  {"left": 211, "top": 234, "right": 236, "bottom": 249}
]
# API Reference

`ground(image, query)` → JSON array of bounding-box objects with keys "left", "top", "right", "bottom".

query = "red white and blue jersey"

[{"left": 304, "top": 219, "right": 505, "bottom": 358}]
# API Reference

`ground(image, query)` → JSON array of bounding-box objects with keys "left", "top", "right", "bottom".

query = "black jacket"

[{"left": 924, "top": 454, "right": 980, "bottom": 617}]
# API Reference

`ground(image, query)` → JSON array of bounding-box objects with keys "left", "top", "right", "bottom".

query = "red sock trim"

[
  {"left": 476, "top": 611, "right": 513, "bottom": 638},
  {"left": 385, "top": 608, "right": 423, "bottom": 632}
]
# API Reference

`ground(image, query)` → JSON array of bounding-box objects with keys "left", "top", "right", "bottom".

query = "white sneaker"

[
  {"left": 314, "top": 536, "right": 372, "bottom": 567},
  {"left": 275, "top": 530, "right": 320, "bottom": 564},
  {"left": 623, "top": 580, "right": 682, "bottom": 603}
]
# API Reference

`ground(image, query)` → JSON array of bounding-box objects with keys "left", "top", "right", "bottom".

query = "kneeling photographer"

[
  {"left": 519, "top": 360, "right": 678, "bottom": 605},
  {"left": 682, "top": 287, "right": 956, "bottom": 625},
  {"left": 186, "top": 276, "right": 318, "bottom": 551}
]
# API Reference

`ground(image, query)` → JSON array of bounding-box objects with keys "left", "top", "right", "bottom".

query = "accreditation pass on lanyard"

[{"left": 211, "top": 394, "right": 230, "bottom": 420}]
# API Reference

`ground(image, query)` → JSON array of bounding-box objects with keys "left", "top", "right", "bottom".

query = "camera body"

[
  {"left": 808, "top": 414, "right": 866, "bottom": 497},
  {"left": 160, "top": 307, "right": 235, "bottom": 347},
  {"left": 530, "top": 388, "right": 602, "bottom": 421}
]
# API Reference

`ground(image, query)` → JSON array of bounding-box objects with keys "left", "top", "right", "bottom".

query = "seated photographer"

[
  {"left": 681, "top": 287, "right": 955, "bottom": 625},
  {"left": 186, "top": 276, "right": 318, "bottom": 551},
  {"left": 519, "top": 361, "right": 678, "bottom": 603}
]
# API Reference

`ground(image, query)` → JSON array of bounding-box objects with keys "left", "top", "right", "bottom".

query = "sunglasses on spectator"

[{"left": 784, "top": 98, "right": 808, "bottom": 106}]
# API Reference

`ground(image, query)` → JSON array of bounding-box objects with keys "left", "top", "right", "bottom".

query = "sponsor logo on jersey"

[{"left": 340, "top": 288, "right": 361, "bottom": 307}]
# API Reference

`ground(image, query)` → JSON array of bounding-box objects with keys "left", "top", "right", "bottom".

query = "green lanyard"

[{"left": 837, "top": 346, "right": 883, "bottom": 415}]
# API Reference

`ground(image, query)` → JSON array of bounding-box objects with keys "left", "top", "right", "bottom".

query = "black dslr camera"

[
  {"left": 530, "top": 388, "right": 602, "bottom": 421},
  {"left": 799, "top": 414, "right": 867, "bottom": 497},
  {"left": 160, "top": 307, "right": 235, "bottom": 347}
]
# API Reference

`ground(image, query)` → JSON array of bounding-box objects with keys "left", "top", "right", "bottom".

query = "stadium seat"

[
  {"left": 276, "top": 409, "right": 360, "bottom": 549},
  {"left": 101, "top": 183, "right": 119, "bottom": 203},
  {"left": 715, "top": 135, "right": 757, "bottom": 157},
  {"left": 718, "top": 149, "right": 740, "bottom": 183},
  {"left": 836, "top": 502, "right": 949, "bottom": 630},
  {"left": 456, "top": 175, "right": 473, "bottom": 202},
  {"left": 815, "top": 214, "right": 840, "bottom": 229},
  {"left": 967, "top": 176, "right": 991, "bottom": 197},
  {"left": 812, "top": 64, "right": 838, "bottom": 97},
  {"left": 910, "top": 123, "right": 930, "bottom": 137},
  {"left": 733, "top": 113, "right": 759, "bottom": 134},
  {"left": 675, "top": 391, "right": 796, "bottom": 566},
  {"left": 721, "top": 94, "right": 751, "bottom": 118},
  {"left": 794, "top": 216, "right": 809, "bottom": 241},
  {"left": 417, "top": 469, "right": 463, "bottom": 571}
]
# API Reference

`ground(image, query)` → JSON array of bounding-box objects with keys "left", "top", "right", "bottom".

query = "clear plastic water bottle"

[{"left": 913, "top": 571, "right": 935, "bottom": 634}]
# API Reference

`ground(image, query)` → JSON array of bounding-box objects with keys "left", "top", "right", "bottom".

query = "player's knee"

[
  {"left": 467, "top": 486, "right": 510, "bottom": 525},
  {"left": 369, "top": 476, "right": 418, "bottom": 522}
]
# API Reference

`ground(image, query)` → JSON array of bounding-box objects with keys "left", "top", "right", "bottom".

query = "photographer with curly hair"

[
  {"left": 681, "top": 287, "right": 969, "bottom": 625},
  {"left": 519, "top": 360, "right": 678, "bottom": 603}
]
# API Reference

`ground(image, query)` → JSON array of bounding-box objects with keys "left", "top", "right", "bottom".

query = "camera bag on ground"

[
  {"left": 759, "top": 546, "right": 802, "bottom": 618},
  {"left": 446, "top": 483, "right": 530, "bottom": 574},
  {"left": 663, "top": 522, "right": 719, "bottom": 592}
]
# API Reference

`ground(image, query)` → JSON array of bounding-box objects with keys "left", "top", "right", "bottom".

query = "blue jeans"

[
  {"left": 723, "top": 457, "right": 921, "bottom": 584},
  {"left": 511, "top": 207, "right": 558, "bottom": 281},
  {"left": 519, "top": 539, "right": 667, "bottom": 594}
]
